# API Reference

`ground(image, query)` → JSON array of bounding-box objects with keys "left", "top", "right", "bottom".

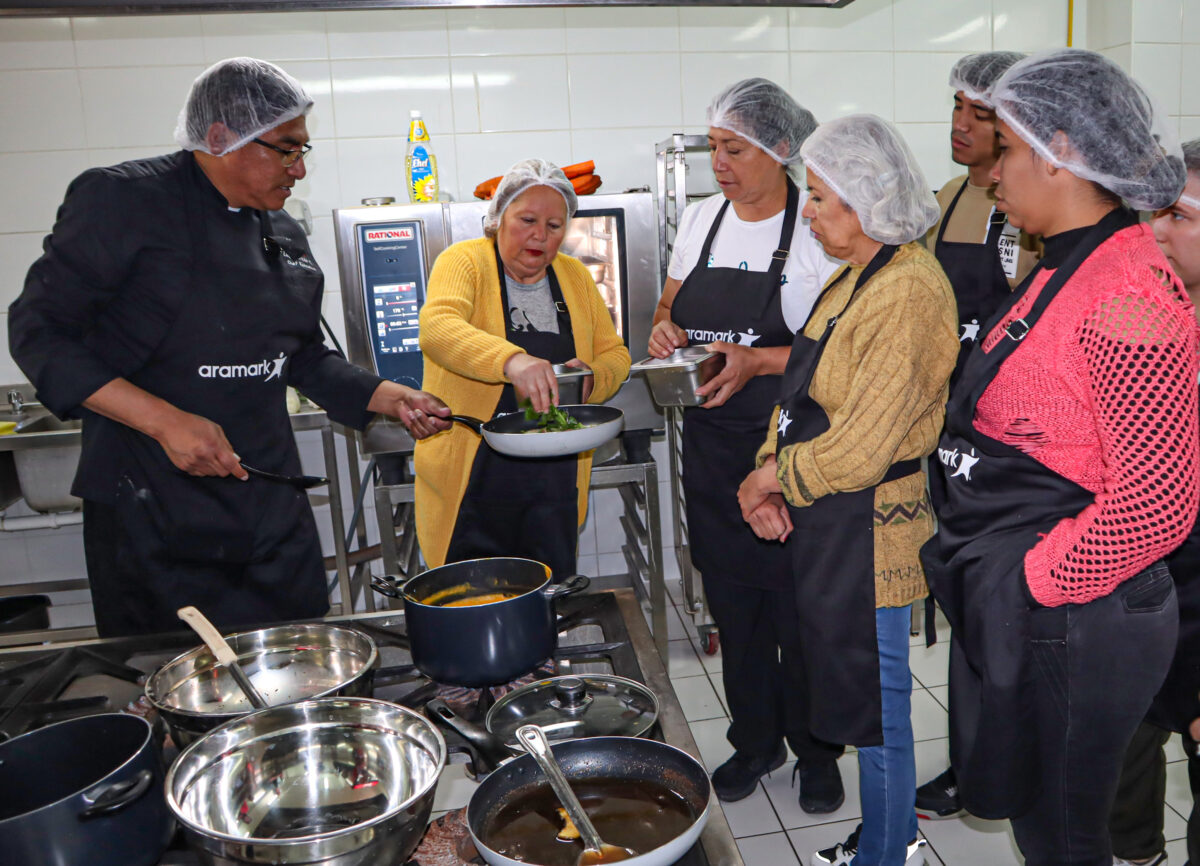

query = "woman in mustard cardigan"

[{"left": 415, "top": 159, "right": 630, "bottom": 579}]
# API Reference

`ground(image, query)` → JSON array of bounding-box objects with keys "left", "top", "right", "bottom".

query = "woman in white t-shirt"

[{"left": 648, "top": 78, "right": 843, "bottom": 810}]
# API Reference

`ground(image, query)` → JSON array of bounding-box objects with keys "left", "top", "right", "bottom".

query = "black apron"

[
  {"left": 98, "top": 161, "right": 330, "bottom": 634},
  {"left": 775, "top": 245, "right": 917, "bottom": 747},
  {"left": 933, "top": 179, "right": 1013, "bottom": 386},
  {"left": 672, "top": 180, "right": 800, "bottom": 590},
  {"left": 921, "top": 208, "right": 1137, "bottom": 819},
  {"left": 444, "top": 242, "right": 579, "bottom": 581}
]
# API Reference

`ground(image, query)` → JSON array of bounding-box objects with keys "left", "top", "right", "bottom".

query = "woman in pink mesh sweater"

[{"left": 921, "top": 49, "right": 1200, "bottom": 866}]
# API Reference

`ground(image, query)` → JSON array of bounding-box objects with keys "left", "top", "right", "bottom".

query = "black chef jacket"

[
  {"left": 9, "top": 151, "right": 380, "bottom": 503},
  {"left": 7, "top": 151, "right": 383, "bottom": 634}
]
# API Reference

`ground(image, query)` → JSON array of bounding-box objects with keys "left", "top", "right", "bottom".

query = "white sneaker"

[
  {"left": 1113, "top": 854, "right": 1167, "bottom": 866},
  {"left": 810, "top": 824, "right": 927, "bottom": 866}
]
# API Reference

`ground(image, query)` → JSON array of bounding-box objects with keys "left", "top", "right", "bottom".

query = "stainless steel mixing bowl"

[
  {"left": 166, "top": 698, "right": 446, "bottom": 866},
  {"left": 145, "top": 623, "right": 378, "bottom": 746}
]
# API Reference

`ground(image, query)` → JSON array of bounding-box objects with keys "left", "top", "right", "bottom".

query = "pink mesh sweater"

[{"left": 976, "top": 222, "right": 1200, "bottom": 607}]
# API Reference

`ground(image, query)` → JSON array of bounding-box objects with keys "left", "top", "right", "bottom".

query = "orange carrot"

[
  {"left": 473, "top": 175, "right": 502, "bottom": 200},
  {"left": 572, "top": 174, "right": 602, "bottom": 195},
  {"left": 561, "top": 160, "right": 595, "bottom": 180}
]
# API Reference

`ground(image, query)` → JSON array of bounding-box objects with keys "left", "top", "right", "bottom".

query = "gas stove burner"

[
  {"left": 406, "top": 808, "right": 481, "bottom": 866},
  {"left": 0, "top": 646, "right": 149, "bottom": 740},
  {"left": 433, "top": 660, "right": 556, "bottom": 721}
]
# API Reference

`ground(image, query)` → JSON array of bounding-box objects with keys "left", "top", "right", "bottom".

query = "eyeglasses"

[{"left": 252, "top": 137, "right": 312, "bottom": 167}]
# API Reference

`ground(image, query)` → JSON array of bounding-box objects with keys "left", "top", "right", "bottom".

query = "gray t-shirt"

[{"left": 505, "top": 273, "right": 560, "bottom": 334}]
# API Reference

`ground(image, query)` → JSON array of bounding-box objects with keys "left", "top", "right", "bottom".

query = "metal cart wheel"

[{"left": 700, "top": 626, "right": 720, "bottom": 656}]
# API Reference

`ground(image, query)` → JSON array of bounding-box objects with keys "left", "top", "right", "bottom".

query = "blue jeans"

[{"left": 854, "top": 605, "right": 918, "bottom": 866}]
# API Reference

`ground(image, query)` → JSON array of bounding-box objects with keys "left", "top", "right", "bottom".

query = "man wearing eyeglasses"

[{"left": 8, "top": 58, "right": 450, "bottom": 637}]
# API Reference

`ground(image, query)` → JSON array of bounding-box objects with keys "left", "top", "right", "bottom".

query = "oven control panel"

[{"left": 357, "top": 219, "right": 428, "bottom": 389}]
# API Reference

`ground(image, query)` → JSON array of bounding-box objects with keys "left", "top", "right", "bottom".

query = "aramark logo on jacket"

[
  {"left": 937, "top": 445, "right": 981, "bottom": 481},
  {"left": 198, "top": 352, "right": 288, "bottom": 381},
  {"left": 685, "top": 326, "right": 762, "bottom": 346}
]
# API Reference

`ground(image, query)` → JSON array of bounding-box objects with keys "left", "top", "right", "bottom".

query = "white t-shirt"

[{"left": 667, "top": 191, "right": 841, "bottom": 334}]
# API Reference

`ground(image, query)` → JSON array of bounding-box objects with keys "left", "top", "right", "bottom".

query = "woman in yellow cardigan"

[{"left": 415, "top": 159, "right": 631, "bottom": 579}]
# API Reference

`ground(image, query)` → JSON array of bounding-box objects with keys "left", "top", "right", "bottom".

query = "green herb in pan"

[{"left": 521, "top": 398, "right": 584, "bottom": 432}]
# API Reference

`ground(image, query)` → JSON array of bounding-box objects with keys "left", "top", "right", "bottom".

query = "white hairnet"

[
  {"left": 948, "top": 51, "right": 1025, "bottom": 106},
  {"left": 174, "top": 57, "right": 313, "bottom": 156},
  {"left": 799, "top": 114, "right": 940, "bottom": 246},
  {"left": 483, "top": 159, "right": 578, "bottom": 235},
  {"left": 1179, "top": 139, "right": 1200, "bottom": 210},
  {"left": 991, "top": 48, "right": 1184, "bottom": 211},
  {"left": 706, "top": 78, "right": 817, "bottom": 166}
]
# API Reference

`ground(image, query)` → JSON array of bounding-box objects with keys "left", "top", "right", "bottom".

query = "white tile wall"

[
  {"left": 201, "top": 12, "right": 330, "bottom": 63},
  {"left": 1088, "top": 0, "right": 1133, "bottom": 50},
  {"left": 678, "top": 6, "right": 789, "bottom": 53},
  {"left": 1133, "top": 0, "right": 1184, "bottom": 44},
  {"left": 892, "top": 0, "right": 992, "bottom": 53},
  {"left": 0, "top": 17, "right": 74, "bottom": 70},
  {"left": 992, "top": 0, "right": 1070, "bottom": 51},
  {"left": 325, "top": 9, "right": 449, "bottom": 59},
  {"left": 73, "top": 15, "right": 207, "bottom": 67},
  {"left": 1132, "top": 41, "right": 1183, "bottom": 115},
  {"left": 1187, "top": 0, "right": 1200, "bottom": 43},
  {"left": 790, "top": 51, "right": 895, "bottom": 121},
  {"left": 789, "top": 0, "right": 894, "bottom": 52},
  {"left": 564, "top": 7, "right": 678, "bottom": 54}
]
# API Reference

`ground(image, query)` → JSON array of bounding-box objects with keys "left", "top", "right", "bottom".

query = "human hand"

[
  {"left": 1191, "top": 716, "right": 1200, "bottom": 742},
  {"left": 563, "top": 358, "right": 593, "bottom": 402},
  {"left": 737, "top": 458, "right": 782, "bottom": 521},
  {"left": 504, "top": 353, "right": 558, "bottom": 413},
  {"left": 696, "top": 341, "right": 761, "bottom": 409},
  {"left": 648, "top": 319, "right": 687, "bottom": 359},
  {"left": 156, "top": 410, "right": 247, "bottom": 479},
  {"left": 368, "top": 382, "right": 452, "bottom": 438},
  {"left": 747, "top": 494, "right": 793, "bottom": 542}
]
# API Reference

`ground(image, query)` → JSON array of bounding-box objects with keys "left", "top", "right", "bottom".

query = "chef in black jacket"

[{"left": 7, "top": 58, "right": 450, "bottom": 637}]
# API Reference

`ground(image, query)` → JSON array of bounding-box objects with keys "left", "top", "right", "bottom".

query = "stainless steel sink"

[{"left": 9, "top": 413, "right": 82, "bottom": 513}]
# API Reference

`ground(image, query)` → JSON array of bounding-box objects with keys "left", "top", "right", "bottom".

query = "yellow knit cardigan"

[{"left": 414, "top": 237, "right": 632, "bottom": 569}]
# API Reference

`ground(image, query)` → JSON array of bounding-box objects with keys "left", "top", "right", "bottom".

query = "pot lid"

[{"left": 485, "top": 674, "right": 659, "bottom": 745}]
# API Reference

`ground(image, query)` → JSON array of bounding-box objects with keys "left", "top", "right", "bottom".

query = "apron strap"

[
  {"left": 950, "top": 206, "right": 1139, "bottom": 421},
  {"left": 934, "top": 178, "right": 970, "bottom": 252},
  {"left": 696, "top": 177, "right": 802, "bottom": 318},
  {"left": 765, "top": 177, "right": 801, "bottom": 283},
  {"left": 493, "top": 240, "right": 573, "bottom": 338}
]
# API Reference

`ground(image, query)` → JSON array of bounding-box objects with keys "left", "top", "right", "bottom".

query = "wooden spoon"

[
  {"left": 515, "top": 725, "right": 634, "bottom": 865},
  {"left": 177, "top": 606, "right": 269, "bottom": 710}
]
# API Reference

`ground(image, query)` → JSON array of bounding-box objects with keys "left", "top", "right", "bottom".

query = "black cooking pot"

[
  {"left": 0, "top": 713, "right": 174, "bottom": 866},
  {"left": 372, "top": 558, "right": 589, "bottom": 687}
]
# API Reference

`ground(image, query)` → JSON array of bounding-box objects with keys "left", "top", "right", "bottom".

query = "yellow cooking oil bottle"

[{"left": 405, "top": 110, "right": 439, "bottom": 203}]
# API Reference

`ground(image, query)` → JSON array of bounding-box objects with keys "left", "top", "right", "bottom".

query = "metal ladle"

[
  {"left": 177, "top": 606, "right": 269, "bottom": 710},
  {"left": 515, "top": 724, "right": 634, "bottom": 865}
]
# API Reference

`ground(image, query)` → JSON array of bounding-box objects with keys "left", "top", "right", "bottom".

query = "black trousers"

[
  {"left": 1110, "top": 721, "right": 1172, "bottom": 860},
  {"left": 702, "top": 575, "right": 844, "bottom": 763},
  {"left": 1011, "top": 564, "right": 1178, "bottom": 866},
  {"left": 1110, "top": 721, "right": 1200, "bottom": 863}
]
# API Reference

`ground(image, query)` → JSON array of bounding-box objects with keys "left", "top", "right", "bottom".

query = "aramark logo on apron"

[
  {"left": 777, "top": 409, "right": 793, "bottom": 436},
  {"left": 685, "top": 326, "right": 762, "bottom": 346},
  {"left": 937, "top": 445, "right": 981, "bottom": 481},
  {"left": 198, "top": 352, "right": 287, "bottom": 381}
]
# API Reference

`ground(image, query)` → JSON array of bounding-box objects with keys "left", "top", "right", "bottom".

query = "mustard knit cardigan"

[{"left": 414, "top": 237, "right": 632, "bottom": 569}]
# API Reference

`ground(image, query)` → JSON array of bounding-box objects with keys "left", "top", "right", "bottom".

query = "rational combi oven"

[{"left": 333, "top": 192, "right": 663, "bottom": 455}]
